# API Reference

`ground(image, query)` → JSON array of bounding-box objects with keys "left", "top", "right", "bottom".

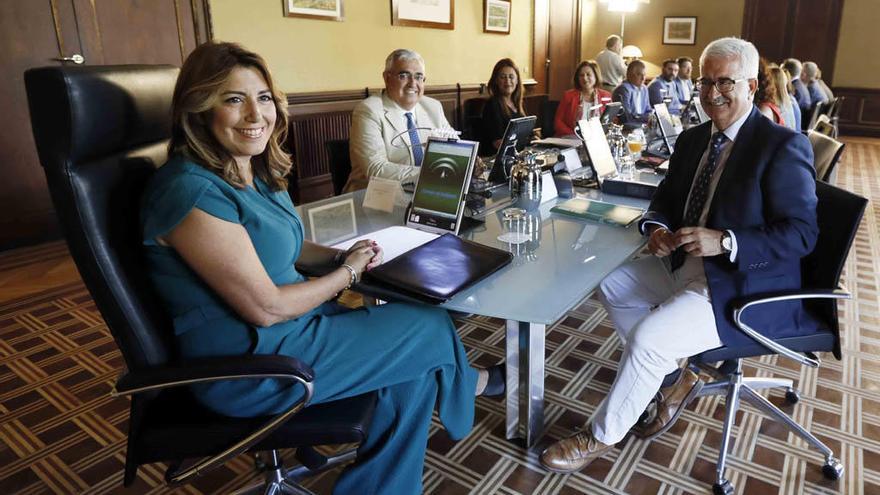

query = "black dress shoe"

[{"left": 480, "top": 363, "right": 506, "bottom": 397}]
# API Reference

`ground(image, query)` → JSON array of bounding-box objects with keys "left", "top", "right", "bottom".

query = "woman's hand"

[{"left": 343, "top": 240, "right": 382, "bottom": 277}]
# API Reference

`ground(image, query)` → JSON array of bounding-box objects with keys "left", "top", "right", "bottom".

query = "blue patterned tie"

[
  {"left": 671, "top": 131, "right": 728, "bottom": 271},
  {"left": 405, "top": 112, "right": 424, "bottom": 167}
]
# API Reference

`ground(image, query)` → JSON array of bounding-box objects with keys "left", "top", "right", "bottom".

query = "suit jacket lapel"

[
  {"left": 381, "top": 93, "right": 402, "bottom": 134},
  {"left": 707, "top": 106, "right": 760, "bottom": 218}
]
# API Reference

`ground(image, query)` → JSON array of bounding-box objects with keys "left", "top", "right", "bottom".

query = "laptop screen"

[
  {"left": 408, "top": 138, "right": 479, "bottom": 235},
  {"left": 488, "top": 116, "right": 537, "bottom": 183},
  {"left": 578, "top": 117, "right": 617, "bottom": 185},
  {"left": 693, "top": 100, "right": 710, "bottom": 124},
  {"left": 654, "top": 103, "right": 683, "bottom": 152}
]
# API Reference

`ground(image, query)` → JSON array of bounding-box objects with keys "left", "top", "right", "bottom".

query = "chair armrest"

[
  {"left": 732, "top": 288, "right": 851, "bottom": 368},
  {"left": 113, "top": 354, "right": 314, "bottom": 396},
  {"left": 114, "top": 354, "right": 317, "bottom": 487}
]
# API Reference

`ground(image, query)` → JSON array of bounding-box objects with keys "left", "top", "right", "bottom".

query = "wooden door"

[
  {"left": 533, "top": 0, "right": 581, "bottom": 101},
  {"left": 742, "top": 0, "right": 843, "bottom": 84},
  {"left": 0, "top": 0, "right": 210, "bottom": 250}
]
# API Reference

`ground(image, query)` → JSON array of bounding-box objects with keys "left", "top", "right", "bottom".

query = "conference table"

[{"left": 296, "top": 185, "right": 651, "bottom": 447}]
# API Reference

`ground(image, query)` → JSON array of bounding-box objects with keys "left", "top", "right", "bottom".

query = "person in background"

[
  {"left": 674, "top": 56, "right": 695, "bottom": 106},
  {"left": 802, "top": 61, "right": 829, "bottom": 107},
  {"left": 480, "top": 58, "right": 526, "bottom": 156},
  {"left": 815, "top": 68, "right": 835, "bottom": 102},
  {"left": 596, "top": 34, "right": 627, "bottom": 91},
  {"left": 554, "top": 60, "right": 612, "bottom": 137},
  {"left": 780, "top": 65, "right": 803, "bottom": 130},
  {"left": 770, "top": 65, "right": 798, "bottom": 131},
  {"left": 648, "top": 59, "right": 682, "bottom": 114},
  {"left": 346, "top": 49, "right": 450, "bottom": 192},
  {"left": 612, "top": 59, "right": 651, "bottom": 124},
  {"left": 782, "top": 58, "right": 811, "bottom": 128},
  {"left": 755, "top": 58, "right": 786, "bottom": 126},
  {"left": 141, "top": 41, "right": 503, "bottom": 495}
]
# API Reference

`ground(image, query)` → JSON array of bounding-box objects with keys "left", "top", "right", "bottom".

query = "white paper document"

[
  {"left": 332, "top": 226, "right": 439, "bottom": 263},
  {"left": 362, "top": 177, "right": 403, "bottom": 213}
]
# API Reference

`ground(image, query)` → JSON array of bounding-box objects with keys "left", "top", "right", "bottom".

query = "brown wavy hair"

[
  {"left": 755, "top": 57, "right": 779, "bottom": 107},
  {"left": 487, "top": 58, "right": 525, "bottom": 118},
  {"left": 573, "top": 60, "right": 603, "bottom": 93},
  {"left": 169, "top": 42, "right": 292, "bottom": 191}
]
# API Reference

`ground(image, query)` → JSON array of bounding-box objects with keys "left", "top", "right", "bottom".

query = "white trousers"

[{"left": 591, "top": 255, "right": 723, "bottom": 445}]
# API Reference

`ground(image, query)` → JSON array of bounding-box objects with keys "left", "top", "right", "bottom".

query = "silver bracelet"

[{"left": 340, "top": 263, "right": 358, "bottom": 289}]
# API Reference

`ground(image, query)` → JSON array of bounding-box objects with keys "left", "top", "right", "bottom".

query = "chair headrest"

[{"left": 25, "top": 65, "right": 179, "bottom": 167}]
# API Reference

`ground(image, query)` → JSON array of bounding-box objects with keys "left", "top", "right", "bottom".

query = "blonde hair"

[{"left": 170, "top": 42, "right": 292, "bottom": 191}]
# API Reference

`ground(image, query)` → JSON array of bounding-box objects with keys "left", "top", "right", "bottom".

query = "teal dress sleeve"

[{"left": 142, "top": 170, "right": 241, "bottom": 246}]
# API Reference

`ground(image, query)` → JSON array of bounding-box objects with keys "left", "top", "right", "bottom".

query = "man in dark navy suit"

[
  {"left": 541, "top": 37, "right": 818, "bottom": 473},
  {"left": 782, "top": 58, "right": 812, "bottom": 129}
]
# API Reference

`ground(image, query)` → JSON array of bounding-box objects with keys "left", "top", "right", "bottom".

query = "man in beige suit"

[{"left": 345, "top": 49, "right": 450, "bottom": 192}]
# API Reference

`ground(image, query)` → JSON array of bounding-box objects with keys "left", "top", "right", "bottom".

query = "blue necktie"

[
  {"left": 405, "top": 112, "right": 424, "bottom": 167},
  {"left": 671, "top": 131, "right": 728, "bottom": 271}
]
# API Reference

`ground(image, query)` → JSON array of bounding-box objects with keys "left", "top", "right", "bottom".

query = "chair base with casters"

[{"left": 691, "top": 357, "right": 843, "bottom": 495}]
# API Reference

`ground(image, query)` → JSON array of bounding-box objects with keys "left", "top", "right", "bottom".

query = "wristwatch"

[{"left": 720, "top": 231, "right": 732, "bottom": 254}]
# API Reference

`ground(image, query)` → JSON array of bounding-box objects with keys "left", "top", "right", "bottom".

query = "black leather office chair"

[
  {"left": 24, "top": 64, "right": 376, "bottom": 494},
  {"left": 325, "top": 138, "right": 352, "bottom": 195},
  {"left": 462, "top": 96, "right": 488, "bottom": 142},
  {"left": 540, "top": 99, "right": 560, "bottom": 138},
  {"left": 687, "top": 181, "right": 866, "bottom": 495}
]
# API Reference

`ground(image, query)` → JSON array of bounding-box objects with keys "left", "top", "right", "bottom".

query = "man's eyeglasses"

[
  {"left": 394, "top": 71, "right": 426, "bottom": 83},
  {"left": 696, "top": 77, "right": 748, "bottom": 93}
]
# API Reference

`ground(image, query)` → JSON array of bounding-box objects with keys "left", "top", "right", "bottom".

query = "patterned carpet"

[{"left": 1, "top": 137, "right": 879, "bottom": 494}]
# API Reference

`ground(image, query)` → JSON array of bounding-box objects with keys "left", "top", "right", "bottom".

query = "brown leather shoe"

[
  {"left": 539, "top": 428, "right": 614, "bottom": 473},
  {"left": 633, "top": 367, "right": 703, "bottom": 441}
]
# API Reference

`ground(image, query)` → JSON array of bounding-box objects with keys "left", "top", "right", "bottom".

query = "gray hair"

[
  {"left": 802, "top": 61, "right": 819, "bottom": 80},
  {"left": 384, "top": 49, "right": 425, "bottom": 72},
  {"left": 781, "top": 58, "right": 803, "bottom": 77},
  {"left": 699, "top": 37, "right": 759, "bottom": 79},
  {"left": 606, "top": 34, "right": 622, "bottom": 49}
]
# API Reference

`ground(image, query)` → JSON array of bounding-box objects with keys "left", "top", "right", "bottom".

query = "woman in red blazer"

[{"left": 554, "top": 60, "right": 613, "bottom": 136}]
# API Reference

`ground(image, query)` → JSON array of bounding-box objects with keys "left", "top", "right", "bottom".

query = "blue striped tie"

[
  {"left": 405, "top": 112, "right": 424, "bottom": 167},
  {"left": 671, "top": 131, "right": 728, "bottom": 271}
]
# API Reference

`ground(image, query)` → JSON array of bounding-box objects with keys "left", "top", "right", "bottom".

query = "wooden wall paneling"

[
  {"left": 741, "top": 0, "right": 791, "bottom": 63},
  {"left": 835, "top": 88, "right": 880, "bottom": 137},
  {"left": 789, "top": 0, "right": 843, "bottom": 85},
  {"left": 546, "top": 0, "right": 579, "bottom": 100},
  {"left": 0, "top": 1, "right": 67, "bottom": 248},
  {"left": 532, "top": 0, "right": 550, "bottom": 94},
  {"left": 742, "top": 0, "right": 843, "bottom": 83}
]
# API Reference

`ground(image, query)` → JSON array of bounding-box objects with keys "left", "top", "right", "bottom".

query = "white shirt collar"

[{"left": 711, "top": 106, "right": 752, "bottom": 142}]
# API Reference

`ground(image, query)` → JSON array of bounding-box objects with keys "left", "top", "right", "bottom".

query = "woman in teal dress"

[{"left": 141, "top": 42, "right": 502, "bottom": 495}]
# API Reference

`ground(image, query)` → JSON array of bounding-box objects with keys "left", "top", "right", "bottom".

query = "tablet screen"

[{"left": 408, "top": 139, "right": 478, "bottom": 234}]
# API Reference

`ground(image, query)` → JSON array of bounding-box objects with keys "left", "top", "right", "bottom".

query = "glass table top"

[{"left": 297, "top": 186, "right": 650, "bottom": 324}]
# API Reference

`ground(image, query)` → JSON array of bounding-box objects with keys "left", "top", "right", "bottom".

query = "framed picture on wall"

[
  {"left": 391, "top": 0, "right": 454, "bottom": 30},
  {"left": 484, "top": 0, "right": 511, "bottom": 34},
  {"left": 283, "top": 0, "right": 344, "bottom": 21},
  {"left": 663, "top": 17, "right": 697, "bottom": 45}
]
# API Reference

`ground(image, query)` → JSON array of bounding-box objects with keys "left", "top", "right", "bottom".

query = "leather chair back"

[
  {"left": 324, "top": 139, "right": 351, "bottom": 196},
  {"left": 25, "top": 65, "right": 180, "bottom": 371},
  {"left": 541, "top": 99, "right": 560, "bottom": 138},
  {"left": 808, "top": 130, "right": 845, "bottom": 182},
  {"left": 801, "top": 181, "right": 867, "bottom": 357}
]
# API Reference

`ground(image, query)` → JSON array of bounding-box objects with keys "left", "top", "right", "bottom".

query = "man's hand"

[
  {"left": 647, "top": 225, "right": 676, "bottom": 257},
  {"left": 673, "top": 227, "right": 725, "bottom": 257}
]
